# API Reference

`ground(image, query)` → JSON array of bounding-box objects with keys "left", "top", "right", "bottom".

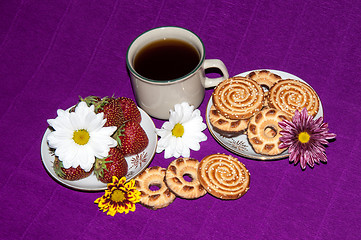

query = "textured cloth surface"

[{"left": 0, "top": 1, "right": 359, "bottom": 239}]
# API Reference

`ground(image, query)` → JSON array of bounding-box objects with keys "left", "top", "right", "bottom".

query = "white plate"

[
  {"left": 206, "top": 69, "right": 324, "bottom": 160},
  {"left": 41, "top": 108, "right": 157, "bottom": 191}
]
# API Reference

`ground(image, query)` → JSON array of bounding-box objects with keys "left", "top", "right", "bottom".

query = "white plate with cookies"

[{"left": 205, "top": 69, "right": 323, "bottom": 160}]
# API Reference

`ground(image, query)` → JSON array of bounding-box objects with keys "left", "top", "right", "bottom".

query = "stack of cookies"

[{"left": 209, "top": 70, "right": 320, "bottom": 156}]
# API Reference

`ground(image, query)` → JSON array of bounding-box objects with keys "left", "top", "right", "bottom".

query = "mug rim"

[{"left": 126, "top": 26, "right": 205, "bottom": 84}]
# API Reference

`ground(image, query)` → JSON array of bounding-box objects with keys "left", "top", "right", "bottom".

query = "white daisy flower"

[
  {"left": 156, "top": 102, "right": 207, "bottom": 158},
  {"left": 47, "top": 102, "right": 117, "bottom": 172}
]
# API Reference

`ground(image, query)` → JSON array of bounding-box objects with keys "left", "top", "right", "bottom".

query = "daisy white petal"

[
  {"left": 79, "top": 147, "right": 95, "bottom": 172},
  {"left": 183, "top": 135, "right": 201, "bottom": 151},
  {"left": 164, "top": 137, "right": 177, "bottom": 158},
  {"left": 48, "top": 110, "right": 73, "bottom": 131},
  {"left": 87, "top": 112, "right": 106, "bottom": 131},
  {"left": 181, "top": 144, "right": 190, "bottom": 158}
]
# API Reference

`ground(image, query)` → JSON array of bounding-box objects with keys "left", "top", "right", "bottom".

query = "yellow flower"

[{"left": 94, "top": 176, "right": 141, "bottom": 216}]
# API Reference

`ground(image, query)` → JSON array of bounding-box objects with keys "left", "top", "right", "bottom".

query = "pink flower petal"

[
  {"left": 304, "top": 150, "right": 314, "bottom": 168},
  {"left": 300, "top": 153, "right": 307, "bottom": 170},
  {"left": 278, "top": 142, "right": 289, "bottom": 149},
  {"left": 289, "top": 149, "right": 299, "bottom": 164}
]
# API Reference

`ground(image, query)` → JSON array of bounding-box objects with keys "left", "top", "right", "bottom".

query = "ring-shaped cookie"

[
  {"left": 246, "top": 70, "right": 282, "bottom": 89},
  {"left": 165, "top": 158, "right": 207, "bottom": 199},
  {"left": 247, "top": 108, "right": 290, "bottom": 155},
  {"left": 198, "top": 154, "right": 250, "bottom": 200},
  {"left": 134, "top": 166, "right": 176, "bottom": 210},
  {"left": 268, "top": 79, "right": 320, "bottom": 118},
  {"left": 212, "top": 77, "right": 265, "bottom": 120}
]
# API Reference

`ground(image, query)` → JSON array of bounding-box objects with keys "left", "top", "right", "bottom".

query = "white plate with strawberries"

[{"left": 41, "top": 107, "right": 157, "bottom": 191}]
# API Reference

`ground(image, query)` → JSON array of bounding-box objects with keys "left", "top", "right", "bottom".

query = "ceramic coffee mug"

[{"left": 126, "top": 26, "right": 229, "bottom": 119}]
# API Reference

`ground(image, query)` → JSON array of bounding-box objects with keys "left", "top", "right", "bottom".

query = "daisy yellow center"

[
  {"left": 172, "top": 123, "right": 184, "bottom": 137},
  {"left": 298, "top": 132, "right": 310, "bottom": 143},
  {"left": 111, "top": 189, "right": 126, "bottom": 202},
  {"left": 73, "top": 129, "right": 90, "bottom": 145}
]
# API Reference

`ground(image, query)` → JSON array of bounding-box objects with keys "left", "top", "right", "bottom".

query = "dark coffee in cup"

[
  {"left": 127, "top": 26, "right": 229, "bottom": 119},
  {"left": 133, "top": 38, "right": 200, "bottom": 81}
]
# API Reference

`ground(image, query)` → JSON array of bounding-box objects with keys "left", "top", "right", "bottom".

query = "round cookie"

[
  {"left": 268, "top": 79, "right": 320, "bottom": 118},
  {"left": 247, "top": 108, "right": 290, "bottom": 155},
  {"left": 197, "top": 154, "right": 250, "bottom": 200},
  {"left": 134, "top": 166, "right": 176, "bottom": 210},
  {"left": 209, "top": 104, "right": 249, "bottom": 138},
  {"left": 165, "top": 158, "right": 207, "bottom": 199},
  {"left": 212, "top": 77, "right": 265, "bottom": 120},
  {"left": 246, "top": 69, "right": 282, "bottom": 89}
]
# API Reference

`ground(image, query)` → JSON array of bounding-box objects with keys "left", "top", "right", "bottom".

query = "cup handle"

[{"left": 203, "top": 59, "right": 229, "bottom": 88}]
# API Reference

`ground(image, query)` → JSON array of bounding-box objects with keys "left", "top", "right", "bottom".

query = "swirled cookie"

[
  {"left": 246, "top": 70, "right": 282, "bottom": 89},
  {"left": 212, "top": 77, "right": 265, "bottom": 120},
  {"left": 268, "top": 79, "right": 320, "bottom": 118},
  {"left": 209, "top": 105, "right": 249, "bottom": 137},
  {"left": 247, "top": 108, "right": 290, "bottom": 155},
  {"left": 134, "top": 166, "right": 176, "bottom": 210},
  {"left": 165, "top": 158, "right": 207, "bottom": 199},
  {"left": 197, "top": 154, "right": 250, "bottom": 200}
]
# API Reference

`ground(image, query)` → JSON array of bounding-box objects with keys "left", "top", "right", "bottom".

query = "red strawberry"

[
  {"left": 114, "top": 121, "right": 149, "bottom": 156},
  {"left": 53, "top": 157, "right": 93, "bottom": 181},
  {"left": 97, "top": 97, "right": 125, "bottom": 128},
  {"left": 116, "top": 97, "right": 141, "bottom": 123},
  {"left": 80, "top": 96, "right": 125, "bottom": 128},
  {"left": 94, "top": 147, "right": 128, "bottom": 183}
]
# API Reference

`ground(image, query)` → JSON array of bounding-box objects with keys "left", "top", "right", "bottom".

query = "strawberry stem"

[{"left": 94, "top": 156, "right": 113, "bottom": 179}]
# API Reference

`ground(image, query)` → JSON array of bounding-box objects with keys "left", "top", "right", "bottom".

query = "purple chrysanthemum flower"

[{"left": 278, "top": 108, "right": 336, "bottom": 170}]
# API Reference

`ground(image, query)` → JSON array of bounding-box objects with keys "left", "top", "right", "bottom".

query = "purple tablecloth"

[{"left": 1, "top": 1, "right": 359, "bottom": 239}]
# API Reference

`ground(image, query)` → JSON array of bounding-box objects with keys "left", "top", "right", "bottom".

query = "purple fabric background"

[{"left": 1, "top": 0, "right": 359, "bottom": 239}]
